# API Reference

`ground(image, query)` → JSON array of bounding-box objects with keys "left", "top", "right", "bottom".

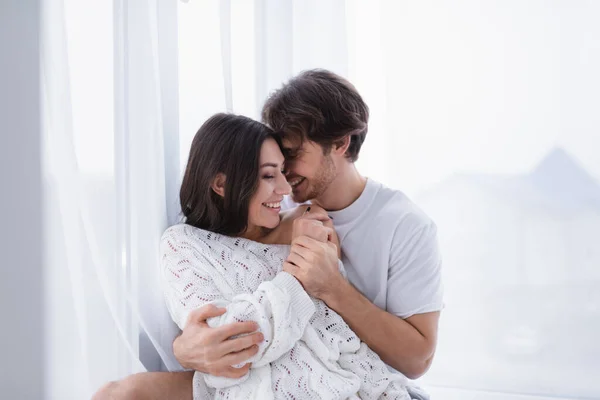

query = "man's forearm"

[{"left": 323, "top": 279, "right": 436, "bottom": 379}]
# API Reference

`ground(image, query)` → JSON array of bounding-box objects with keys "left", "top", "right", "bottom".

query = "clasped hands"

[{"left": 282, "top": 205, "right": 343, "bottom": 300}]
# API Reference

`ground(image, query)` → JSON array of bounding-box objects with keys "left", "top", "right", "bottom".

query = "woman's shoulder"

[
  {"left": 162, "top": 223, "right": 229, "bottom": 240},
  {"left": 162, "top": 223, "right": 288, "bottom": 257},
  {"left": 161, "top": 224, "right": 228, "bottom": 254},
  {"left": 162, "top": 223, "right": 205, "bottom": 242}
]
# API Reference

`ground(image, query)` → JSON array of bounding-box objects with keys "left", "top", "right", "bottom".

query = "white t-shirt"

[{"left": 284, "top": 178, "right": 444, "bottom": 319}]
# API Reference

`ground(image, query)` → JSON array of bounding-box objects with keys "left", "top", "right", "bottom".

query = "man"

[
  {"left": 266, "top": 70, "right": 443, "bottom": 396},
  {"left": 94, "top": 69, "right": 442, "bottom": 399}
]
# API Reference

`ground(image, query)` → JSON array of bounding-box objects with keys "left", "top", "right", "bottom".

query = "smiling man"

[{"left": 262, "top": 70, "right": 444, "bottom": 399}]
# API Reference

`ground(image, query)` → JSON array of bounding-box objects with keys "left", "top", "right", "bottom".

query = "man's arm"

[
  {"left": 324, "top": 279, "right": 439, "bottom": 379},
  {"left": 286, "top": 219, "right": 443, "bottom": 379}
]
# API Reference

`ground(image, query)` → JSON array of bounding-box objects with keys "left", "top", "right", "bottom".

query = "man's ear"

[
  {"left": 211, "top": 173, "right": 226, "bottom": 197},
  {"left": 333, "top": 135, "right": 351, "bottom": 156}
]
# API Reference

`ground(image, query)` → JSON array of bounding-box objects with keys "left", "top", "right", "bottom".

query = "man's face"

[{"left": 281, "top": 137, "right": 336, "bottom": 203}]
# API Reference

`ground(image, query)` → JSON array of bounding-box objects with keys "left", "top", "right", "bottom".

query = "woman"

[{"left": 161, "top": 113, "right": 410, "bottom": 399}]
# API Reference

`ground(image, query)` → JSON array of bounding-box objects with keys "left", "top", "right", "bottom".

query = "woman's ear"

[
  {"left": 333, "top": 135, "right": 351, "bottom": 156},
  {"left": 211, "top": 173, "right": 226, "bottom": 197}
]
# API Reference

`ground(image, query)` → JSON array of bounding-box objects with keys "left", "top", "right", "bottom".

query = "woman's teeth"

[
  {"left": 289, "top": 177, "right": 304, "bottom": 187},
  {"left": 263, "top": 202, "right": 281, "bottom": 209}
]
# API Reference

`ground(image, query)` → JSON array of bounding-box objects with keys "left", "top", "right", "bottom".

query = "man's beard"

[{"left": 292, "top": 155, "right": 336, "bottom": 203}]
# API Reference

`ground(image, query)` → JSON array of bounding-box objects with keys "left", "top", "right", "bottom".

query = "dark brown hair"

[
  {"left": 180, "top": 113, "right": 280, "bottom": 236},
  {"left": 261, "top": 69, "right": 369, "bottom": 162}
]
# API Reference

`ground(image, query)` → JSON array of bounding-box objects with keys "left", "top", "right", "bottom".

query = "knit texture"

[{"left": 161, "top": 224, "right": 410, "bottom": 400}]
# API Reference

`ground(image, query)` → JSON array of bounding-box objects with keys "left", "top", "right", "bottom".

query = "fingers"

[
  {"left": 223, "top": 363, "right": 253, "bottom": 379},
  {"left": 321, "top": 218, "right": 335, "bottom": 231},
  {"left": 302, "top": 212, "right": 330, "bottom": 223},
  {"left": 328, "top": 239, "right": 341, "bottom": 258},
  {"left": 323, "top": 226, "right": 334, "bottom": 242},
  {"left": 292, "top": 235, "right": 327, "bottom": 251},
  {"left": 220, "top": 331, "right": 264, "bottom": 354},
  {"left": 303, "top": 204, "right": 329, "bottom": 218},
  {"left": 283, "top": 261, "right": 300, "bottom": 276},
  {"left": 286, "top": 252, "right": 306, "bottom": 269},
  {"left": 186, "top": 304, "right": 227, "bottom": 327},
  {"left": 213, "top": 321, "right": 260, "bottom": 341},
  {"left": 294, "top": 219, "right": 329, "bottom": 242},
  {"left": 221, "top": 345, "right": 260, "bottom": 369},
  {"left": 306, "top": 223, "right": 331, "bottom": 243},
  {"left": 289, "top": 245, "right": 312, "bottom": 263}
]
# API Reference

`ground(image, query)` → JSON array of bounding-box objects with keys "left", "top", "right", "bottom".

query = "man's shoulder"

[{"left": 369, "top": 182, "right": 434, "bottom": 235}]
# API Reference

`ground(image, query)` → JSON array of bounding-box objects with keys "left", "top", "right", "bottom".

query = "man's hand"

[
  {"left": 284, "top": 235, "right": 344, "bottom": 300},
  {"left": 173, "top": 304, "right": 264, "bottom": 378},
  {"left": 291, "top": 206, "right": 341, "bottom": 257}
]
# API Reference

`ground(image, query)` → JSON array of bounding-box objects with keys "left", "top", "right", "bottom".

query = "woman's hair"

[
  {"left": 261, "top": 69, "right": 369, "bottom": 162},
  {"left": 180, "top": 113, "right": 280, "bottom": 236}
]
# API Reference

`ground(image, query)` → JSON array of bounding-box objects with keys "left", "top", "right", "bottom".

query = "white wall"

[{"left": 0, "top": 1, "right": 44, "bottom": 399}]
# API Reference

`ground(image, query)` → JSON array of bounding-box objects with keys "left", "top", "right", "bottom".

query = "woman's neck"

[
  {"left": 241, "top": 217, "right": 291, "bottom": 245},
  {"left": 241, "top": 225, "right": 267, "bottom": 242}
]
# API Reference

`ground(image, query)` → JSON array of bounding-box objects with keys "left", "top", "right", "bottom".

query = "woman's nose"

[{"left": 276, "top": 175, "right": 292, "bottom": 195}]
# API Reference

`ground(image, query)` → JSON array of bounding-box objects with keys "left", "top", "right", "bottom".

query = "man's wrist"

[
  {"left": 173, "top": 335, "right": 195, "bottom": 371},
  {"left": 322, "top": 275, "right": 352, "bottom": 310}
]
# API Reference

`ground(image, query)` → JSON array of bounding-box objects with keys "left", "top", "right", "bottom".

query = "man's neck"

[{"left": 312, "top": 163, "right": 367, "bottom": 212}]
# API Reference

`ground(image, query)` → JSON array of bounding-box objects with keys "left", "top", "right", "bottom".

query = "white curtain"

[{"left": 42, "top": 0, "right": 182, "bottom": 398}]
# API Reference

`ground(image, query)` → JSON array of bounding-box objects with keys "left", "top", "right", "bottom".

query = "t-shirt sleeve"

[{"left": 386, "top": 219, "right": 444, "bottom": 319}]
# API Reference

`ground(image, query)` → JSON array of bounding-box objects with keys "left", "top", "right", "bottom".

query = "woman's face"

[{"left": 246, "top": 138, "right": 291, "bottom": 233}]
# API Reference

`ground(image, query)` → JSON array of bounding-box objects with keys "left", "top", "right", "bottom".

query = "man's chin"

[{"left": 291, "top": 192, "right": 310, "bottom": 204}]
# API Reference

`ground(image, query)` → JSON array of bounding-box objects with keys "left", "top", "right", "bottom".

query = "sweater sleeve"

[{"left": 160, "top": 227, "right": 316, "bottom": 389}]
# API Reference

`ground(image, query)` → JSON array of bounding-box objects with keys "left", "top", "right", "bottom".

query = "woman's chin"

[{"left": 261, "top": 215, "right": 282, "bottom": 230}]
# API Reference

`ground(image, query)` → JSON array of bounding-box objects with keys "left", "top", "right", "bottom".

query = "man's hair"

[
  {"left": 180, "top": 113, "right": 281, "bottom": 236},
  {"left": 261, "top": 69, "right": 369, "bottom": 162}
]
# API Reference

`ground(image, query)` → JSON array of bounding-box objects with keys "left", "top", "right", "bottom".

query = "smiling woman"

[{"left": 179, "top": 113, "right": 289, "bottom": 239}]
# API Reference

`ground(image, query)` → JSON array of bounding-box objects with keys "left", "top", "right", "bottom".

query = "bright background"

[{"left": 5, "top": 0, "right": 598, "bottom": 399}]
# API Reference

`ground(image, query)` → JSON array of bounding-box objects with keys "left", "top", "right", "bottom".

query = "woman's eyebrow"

[{"left": 260, "top": 162, "right": 284, "bottom": 168}]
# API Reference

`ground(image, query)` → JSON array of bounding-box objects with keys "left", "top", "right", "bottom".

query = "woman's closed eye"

[{"left": 263, "top": 167, "right": 286, "bottom": 180}]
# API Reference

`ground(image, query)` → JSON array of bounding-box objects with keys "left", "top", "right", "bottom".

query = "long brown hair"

[{"left": 180, "top": 113, "right": 281, "bottom": 236}]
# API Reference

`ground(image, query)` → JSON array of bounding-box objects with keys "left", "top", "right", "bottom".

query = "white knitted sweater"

[{"left": 160, "top": 224, "right": 410, "bottom": 400}]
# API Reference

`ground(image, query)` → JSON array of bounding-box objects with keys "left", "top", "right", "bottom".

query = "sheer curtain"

[
  {"left": 42, "top": 0, "right": 181, "bottom": 398},
  {"left": 178, "top": 1, "right": 600, "bottom": 399}
]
